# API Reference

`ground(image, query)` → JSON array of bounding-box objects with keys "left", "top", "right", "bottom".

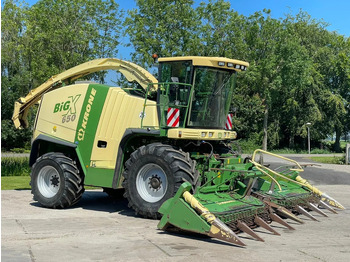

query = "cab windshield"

[{"left": 189, "top": 67, "right": 234, "bottom": 129}]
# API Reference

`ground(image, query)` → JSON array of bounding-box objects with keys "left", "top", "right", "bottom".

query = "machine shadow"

[
  {"left": 30, "top": 189, "right": 136, "bottom": 216},
  {"left": 156, "top": 230, "right": 245, "bottom": 248}
]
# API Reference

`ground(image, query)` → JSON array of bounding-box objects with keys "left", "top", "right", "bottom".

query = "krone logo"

[{"left": 77, "top": 88, "right": 96, "bottom": 141}]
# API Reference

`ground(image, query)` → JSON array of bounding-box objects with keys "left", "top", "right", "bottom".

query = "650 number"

[{"left": 62, "top": 114, "right": 76, "bottom": 123}]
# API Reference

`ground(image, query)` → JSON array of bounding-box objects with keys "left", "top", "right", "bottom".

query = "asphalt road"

[
  {"left": 260, "top": 154, "right": 350, "bottom": 185},
  {"left": 2, "top": 155, "right": 350, "bottom": 262}
]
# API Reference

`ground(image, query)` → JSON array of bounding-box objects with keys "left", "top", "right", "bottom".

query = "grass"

[
  {"left": 270, "top": 148, "right": 307, "bottom": 154},
  {"left": 1, "top": 156, "right": 101, "bottom": 190},
  {"left": 1, "top": 156, "right": 32, "bottom": 190},
  {"left": 1, "top": 175, "right": 100, "bottom": 190},
  {"left": 340, "top": 141, "right": 348, "bottom": 148},
  {"left": 1, "top": 157, "right": 30, "bottom": 176},
  {"left": 308, "top": 156, "right": 345, "bottom": 165},
  {"left": 1, "top": 176, "right": 31, "bottom": 190}
]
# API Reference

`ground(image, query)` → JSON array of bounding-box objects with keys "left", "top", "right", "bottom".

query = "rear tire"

[
  {"left": 122, "top": 143, "right": 199, "bottom": 219},
  {"left": 31, "top": 153, "right": 84, "bottom": 208}
]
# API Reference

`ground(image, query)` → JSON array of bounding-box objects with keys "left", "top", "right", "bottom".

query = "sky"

[
  {"left": 228, "top": 0, "right": 350, "bottom": 36},
  {"left": 20, "top": 0, "right": 350, "bottom": 37},
  {"left": 14, "top": 0, "right": 349, "bottom": 84}
]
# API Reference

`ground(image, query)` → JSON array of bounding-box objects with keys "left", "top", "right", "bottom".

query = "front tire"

[
  {"left": 31, "top": 153, "right": 84, "bottom": 208},
  {"left": 122, "top": 143, "right": 199, "bottom": 219}
]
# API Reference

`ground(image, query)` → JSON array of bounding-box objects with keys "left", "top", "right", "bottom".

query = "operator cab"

[{"left": 157, "top": 56, "right": 249, "bottom": 130}]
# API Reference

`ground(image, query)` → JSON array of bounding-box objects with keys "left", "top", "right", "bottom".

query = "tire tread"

[
  {"left": 123, "top": 143, "right": 198, "bottom": 219},
  {"left": 31, "top": 152, "right": 85, "bottom": 209}
]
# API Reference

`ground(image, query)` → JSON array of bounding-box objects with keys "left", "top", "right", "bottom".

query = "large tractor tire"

[
  {"left": 31, "top": 152, "right": 84, "bottom": 208},
  {"left": 122, "top": 143, "right": 199, "bottom": 219}
]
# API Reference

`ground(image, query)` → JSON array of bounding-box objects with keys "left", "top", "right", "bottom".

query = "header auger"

[{"left": 13, "top": 55, "right": 344, "bottom": 247}]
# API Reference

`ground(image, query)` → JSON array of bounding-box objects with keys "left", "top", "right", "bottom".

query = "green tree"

[
  {"left": 24, "top": 0, "right": 123, "bottom": 85},
  {"left": 1, "top": 0, "right": 123, "bottom": 150},
  {"left": 323, "top": 35, "right": 350, "bottom": 151},
  {"left": 235, "top": 10, "right": 284, "bottom": 150},
  {"left": 125, "top": 0, "right": 199, "bottom": 67},
  {"left": 1, "top": 0, "right": 32, "bottom": 150},
  {"left": 195, "top": 0, "right": 246, "bottom": 58}
]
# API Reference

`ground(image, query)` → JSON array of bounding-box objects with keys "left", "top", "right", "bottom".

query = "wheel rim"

[
  {"left": 37, "top": 166, "right": 60, "bottom": 198},
  {"left": 136, "top": 163, "right": 167, "bottom": 203}
]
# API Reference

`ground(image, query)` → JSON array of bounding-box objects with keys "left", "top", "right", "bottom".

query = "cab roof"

[{"left": 158, "top": 56, "right": 249, "bottom": 72}]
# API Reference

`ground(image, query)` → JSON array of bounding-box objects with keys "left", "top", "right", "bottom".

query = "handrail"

[
  {"left": 141, "top": 82, "right": 193, "bottom": 129},
  {"left": 250, "top": 149, "right": 306, "bottom": 191},
  {"left": 252, "top": 149, "right": 304, "bottom": 172}
]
